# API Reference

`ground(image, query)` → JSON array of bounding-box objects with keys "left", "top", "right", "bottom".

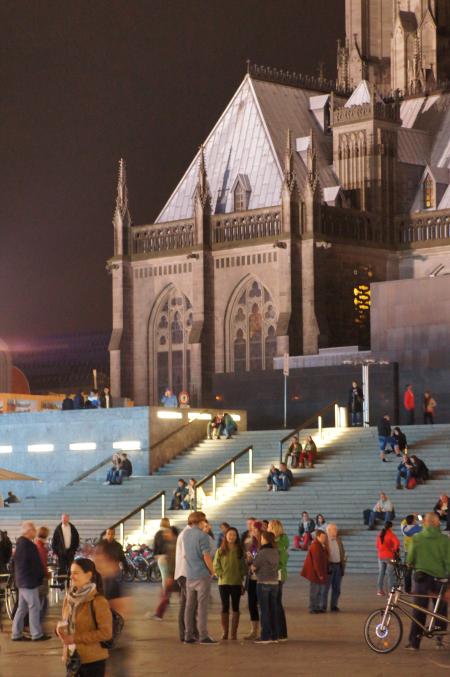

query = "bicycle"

[{"left": 364, "top": 560, "right": 449, "bottom": 653}]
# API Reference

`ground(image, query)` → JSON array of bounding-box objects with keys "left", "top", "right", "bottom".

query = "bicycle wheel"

[
  {"left": 149, "top": 561, "right": 161, "bottom": 583},
  {"left": 5, "top": 586, "right": 18, "bottom": 621},
  {"left": 364, "top": 608, "right": 403, "bottom": 654},
  {"left": 122, "top": 567, "right": 135, "bottom": 583}
]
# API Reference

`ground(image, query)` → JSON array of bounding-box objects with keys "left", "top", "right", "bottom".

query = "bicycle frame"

[{"left": 381, "top": 584, "right": 448, "bottom": 637}]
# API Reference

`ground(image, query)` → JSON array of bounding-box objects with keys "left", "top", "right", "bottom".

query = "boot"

[
  {"left": 244, "top": 621, "right": 258, "bottom": 640},
  {"left": 230, "top": 612, "right": 240, "bottom": 640},
  {"left": 221, "top": 612, "right": 229, "bottom": 640}
]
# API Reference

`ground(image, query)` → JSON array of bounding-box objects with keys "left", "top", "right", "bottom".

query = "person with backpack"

[
  {"left": 375, "top": 522, "right": 400, "bottom": 596},
  {"left": 57, "top": 558, "right": 113, "bottom": 677}
]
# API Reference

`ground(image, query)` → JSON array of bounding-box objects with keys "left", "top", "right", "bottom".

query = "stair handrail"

[
  {"left": 67, "top": 408, "right": 212, "bottom": 485},
  {"left": 194, "top": 445, "right": 253, "bottom": 510},
  {"left": 278, "top": 400, "right": 339, "bottom": 463},
  {"left": 109, "top": 490, "right": 166, "bottom": 546}
]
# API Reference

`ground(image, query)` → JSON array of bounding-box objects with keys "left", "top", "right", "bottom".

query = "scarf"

[{"left": 64, "top": 583, "right": 97, "bottom": 657}]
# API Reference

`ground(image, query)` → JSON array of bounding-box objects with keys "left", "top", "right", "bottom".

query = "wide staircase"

[{"left": 1, "top": 425, "right": 449, "bottom": 574}]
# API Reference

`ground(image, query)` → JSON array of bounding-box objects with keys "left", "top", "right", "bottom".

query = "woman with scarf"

[{"left": 57, "top": 558, "right": 112, "bottom": 677}]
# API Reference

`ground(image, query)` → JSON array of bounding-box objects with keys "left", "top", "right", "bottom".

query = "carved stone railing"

[
  {"left": 213, "top": 208, "right": 281, "bottom": 244},
  {"left": 132, "top": 219, "right": 195, "bottom": 255},
  {"left": 397, "top": 210, "right": 450, "bottom": 245},
  {"left": 320, "top": 205, "right": 382, "bottom": 243},
  {"left": 248, "top": 61, "right": 353, "bottom": 96},
  {"left": 333, "top": 100, "right": 401, "bottom": 126}
]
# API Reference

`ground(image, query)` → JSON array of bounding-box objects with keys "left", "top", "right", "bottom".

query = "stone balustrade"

[
  {"left": 132, "top": 220, "right": 195, "bottom": 255},
  {"left": 212, "top": 208, "right": 281, "bottom": 244},
  {"left": 397, "top": 210, "right": 450, "bottom": 245}
]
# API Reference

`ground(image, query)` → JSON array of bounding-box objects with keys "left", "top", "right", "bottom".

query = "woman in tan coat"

[{"left": 57, "top": 558, "right": 112, "bottom": 677}]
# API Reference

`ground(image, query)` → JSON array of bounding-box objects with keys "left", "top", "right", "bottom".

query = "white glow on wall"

[
  {"left": 187, "top": 413, "right": 212, "bottom": 421},
  {"left": 156, "top": 411, "right": 183, "bottom": 420},
  {"left": 113, "top": 441, "right": 142, "bottom": 451},
  {"left": 69, "top": 442, "right": 97, "bottom": 451},
  {"left": 229, "top": 414, "right": 241, "bottom": 422},
  {"left": 0, "top": 445, "right": 13, "bottom": 453},
  {"left": 28, "top": 444, "right": 54, "bottom": 452}
]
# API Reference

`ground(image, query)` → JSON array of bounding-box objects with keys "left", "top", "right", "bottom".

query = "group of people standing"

[
  {"left": 349, "top": 380, "right": 438, "bottom": 427},
  {"left": 62, "top": 386, "right": 113, "bottom": 411}
]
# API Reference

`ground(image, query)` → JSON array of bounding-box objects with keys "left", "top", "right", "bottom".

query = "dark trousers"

[
  {"left": 424, "top": 412, "right": 434, "bottom": 424},
  {"left": 219, "top": 585, "right": 241, "bottom": 613},
  {"left": 406, "top": 409, "right": 415, "bottom": 425},
  {"left": 177, "top": 576, "right": 197, "bottom": 641},
  {"left": 408, "top": 573, "right": 447, "bottom": 648},
  {"left": 257, "top": 583, "right": 279, "bottom": 641},
  {"left": 247, "top": 578, "right": 259, "bottom": 621},
  {"left": 277, "top": 582, "right": 287, "bottom": 639},
  {"left": 79, "top": 660, "right": 106, "bottom": 677},
  {"left": 58, "top": 551, "right": 75, "bottom": 584},
  {"left": 325, "top": 563, "right": 342, "bottom": 609}
]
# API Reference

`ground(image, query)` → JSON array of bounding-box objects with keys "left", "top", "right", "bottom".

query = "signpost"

[{"left": 283, "top": 353, "right": 289, "bottom": 428}]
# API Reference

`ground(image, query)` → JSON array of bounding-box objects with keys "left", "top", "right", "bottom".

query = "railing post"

[
  {"left": 279, "top": 441, "right": 283, "bottom": 465},
  {"left": 212, "top": 474, "right": 217, "bottom": 502},
  {"left": 249, "top": 447, "right": 253, "bottom": 475},
  {"left": 194, "top": 487, "right": 198, "bottom": 511},
  {"left": 119, "top": 522, "right": 124, "bottom": 546},
  {"left": 334, "top": 403, "right": 339, "bottom": 427},
  {"left": 231, "top": 461, "right": 235, "bottom": 487},
  {"left": 318, "top": 415, "right": 323, "bottom": 440},
  {"left": 161, "top": 492, "right": 166, "bottom": 517},
  {"left": 140, "top": 508, "right": 145, "bottom": 534}
]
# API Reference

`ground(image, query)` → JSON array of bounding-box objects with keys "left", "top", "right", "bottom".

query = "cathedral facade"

[{"left": 108, "top": 0, "right": 450, "bottom": 407}]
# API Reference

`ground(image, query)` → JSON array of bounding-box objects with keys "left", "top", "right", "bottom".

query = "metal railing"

[
  {"left": 194, "top": 445, "right": 253, "bottom": 510},
  {"left": 109, "top": 490, "right": 166, "bottom": 546},
  {"left": 278, "top": 401, "right": 339, "bottom": 463}
]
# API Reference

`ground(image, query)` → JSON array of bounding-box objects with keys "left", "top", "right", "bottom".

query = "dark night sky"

[{"left": 1, "top": 0, "right": 343, "bottom": 343}]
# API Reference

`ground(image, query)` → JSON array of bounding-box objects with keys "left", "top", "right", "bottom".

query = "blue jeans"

[
  {"left": 12, "top": 587, "right": 43, "bottom": 640},
  {"left": 325, "top": 563, "right": 342, "bottom": 609},
  {"left": 272, "top": 475, "right": 290, "bottom": 492},
  {"left": 369, "top": 510, "right": 394, "bottom": 528},
  {"left": 310, "top": 582, "right": 327, "bottom": 611},
  {"left": 377, "top": 559, "right": 397, "bottom": 593},
  {"left": 396, "top": 468, "right": 410, "bottom": 487},
  {"left": 351, "top": 411, "right": 362, "bottom": 426},
  {"left": 257, "top": 583, "right": 279, "bottom": 640},
  {"left": 277, "top": 582, "right": 287, "bottom": 639},
  {"left": 378, "top": 436, "right": 394, "bottom": 452}
]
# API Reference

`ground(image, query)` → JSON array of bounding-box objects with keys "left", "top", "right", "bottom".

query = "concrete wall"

[{"left": 0, "top": 407, "right": 149, "bottom": 498}]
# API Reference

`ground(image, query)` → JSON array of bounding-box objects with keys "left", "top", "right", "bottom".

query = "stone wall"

[{"left": 0, "top": 407, "right": 149, "bottom": 499}]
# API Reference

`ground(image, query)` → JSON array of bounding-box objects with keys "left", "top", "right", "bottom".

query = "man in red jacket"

[
  {"left": 404, "top": 384, "right": 415, "bottom": 425},
  {"left": 301, "top": 531, "right": 329, "bottom": 613}
]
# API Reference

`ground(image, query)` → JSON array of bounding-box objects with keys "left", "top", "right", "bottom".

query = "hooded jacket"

[{"left": 407, "top": 526, "right": 450, "bottom": 578}]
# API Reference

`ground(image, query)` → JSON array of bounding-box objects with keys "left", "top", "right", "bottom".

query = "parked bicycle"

[
  {"left": 364, "top": 560, "right": 448, "bottom": 653},
  {"left": 122, "top": 545, "right": 160, "bottom": 583}
]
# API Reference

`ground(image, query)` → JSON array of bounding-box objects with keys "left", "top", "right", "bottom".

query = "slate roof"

[{"left": 156, "top": 75, "right": 337, "bottom": 223}]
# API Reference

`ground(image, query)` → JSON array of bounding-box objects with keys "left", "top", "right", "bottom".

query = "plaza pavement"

[{"left": 1, "top": 574, "right": 448, "bottom": 677}]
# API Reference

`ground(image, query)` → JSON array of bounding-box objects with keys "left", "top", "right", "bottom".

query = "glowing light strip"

[
  {"left": 113, "top": 441, "right": 142, "bottom": 451},
  {"left": 157, "top": 411, "right": 183, "bottom": 420},
  {"left": 28, "top": 444, "right": 54, "bottom": 452},
  {"left": 0, "top": 445, "right": 12, "bottom": 453},
  {"left": 69, "top": 442, "right": 97, "bottom": 451}
]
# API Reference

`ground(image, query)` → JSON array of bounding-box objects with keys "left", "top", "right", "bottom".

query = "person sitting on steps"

[
  {"left": 392, "top": 427, "right": 408, "bottom": 456},
  {"left": 170, "top": 479, "right": 189, "bottom": 510},
  {"left": 292, "top": 512, "right": 315, "bottom": 550},
  {"left": 284, "top": 436, "right": 301, "bottom": 468},
  {"left": 434, "top": 495, "right": 449, "bottom": 530},
  {"left": 300, "top": 435, "right": 317, "bottom": 468},
  {"left": 365, "top": 492, "right": 395, "bottom": 530},
  {"left": 396, "top": 454, "right": 414, "bottom": 490}
]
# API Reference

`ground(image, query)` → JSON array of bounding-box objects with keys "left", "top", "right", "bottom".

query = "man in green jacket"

[{"left": 406, "top": 512, "right": 450, "bottom": 650}]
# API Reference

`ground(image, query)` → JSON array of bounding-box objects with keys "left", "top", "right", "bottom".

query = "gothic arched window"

[
  {"left": 233, "top": 174, "right": 251, "bottom": 212},
  {"left": 423, "top": 174, "right": 433, "bottom": 209},
  {"left": 229, "top": 279, "right": 277, "bottom": 372},
  {"left": 153, "top": 288, "right": 193, "bottom": 402}
]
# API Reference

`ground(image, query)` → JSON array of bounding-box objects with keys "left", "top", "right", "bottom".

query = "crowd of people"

[{"left": 62, "top": 386, "right": 113, "bottom": 411}]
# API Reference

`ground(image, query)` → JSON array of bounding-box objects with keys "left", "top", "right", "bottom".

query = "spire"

[
  {"left": 283, "top": 129, "right": 296, "bottom": 193},
  {"left": 114, "top": 158, "right": 131, "bottom": 221},
  {"left": 195, "top": 144, "right": 211, "bottom": 209},
  {"left": 306, "top": 131, "right": 320, "bottom": 197}
]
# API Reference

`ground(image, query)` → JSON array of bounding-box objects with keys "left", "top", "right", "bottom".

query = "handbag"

[
  {"left": 90, "top": 599, "right": 124, "bottom": 649},
  {"left": 66, "top": 650, "right": 81, "bottom": 677}
]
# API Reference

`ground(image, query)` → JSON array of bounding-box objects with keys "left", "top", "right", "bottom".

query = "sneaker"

[
  {"left": 11, "top": 636, "right": 31, "bottom": 641},
  {"left": 184, "top": 638, "right": 197, "bottom": 644},
  {"left": 33, "top": 635, "right": 52, "bottom": 642},
  {"left": 254, "top": 638, "right": 272, "bottom": 644},
  {"left": 152, "top": 614, "right": 163, "bottom": 621},
  {"left": 278, "top": 637, "right": 288, "bottom": 642},
  {"left": 377, "top": 591, "right": 385, "bottom": 596},
  {"left": 330, "top": 607, "right": 340, "bottom": 612},
  {"left": 103, "top": 481, "right": 111, "bottom": 485},
  {"left": 382, "top": 458, "right": 388, "bottom": 463},
  {"left": 405, "top": 643, "right": 419, "bottom": 651},
  {"left": 199, "top": 637, "right": 218, "bottom": 645}
]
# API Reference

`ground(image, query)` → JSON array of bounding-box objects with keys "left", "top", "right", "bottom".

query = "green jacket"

[
  {"left": 213, "top": 547, "right": 247, "bottom": 585},
  {"left": 407, "top": 526, "right": 450, "bottom": 578},
  {"left": 276, "top": 533, "right": 289, "bottom": 582}
]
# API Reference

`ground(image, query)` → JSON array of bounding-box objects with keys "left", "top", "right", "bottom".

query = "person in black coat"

[
  {"left": 392, "top": 427, "right": 408, "bottom": 456},
  {"left": 51, "top": 514, "right": 80, "bottom": 582},
  {"left": 100, "top": 386, "right": 113, "bottom": 409},
  {"left": 348, "top": 381, "right": 364, "bottom": 426},
  {"left": 11, "top": 521, "right": 50, "bottom": 641},
  {"left": 61, "top": 395, "right": 74, "bottom": 411},
  {"left": 73, "top": 392, "right": 84, "bottom": 409},
  {"left": 0, "top": 529, "right": 12, "bottom": 573}
]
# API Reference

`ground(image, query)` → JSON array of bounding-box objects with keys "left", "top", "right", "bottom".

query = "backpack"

[
  {"left": 90, "top": 597, "right": 124, "bottom": 649},
  {"left": 407, "top": 477, "right": 417, "bottom": 490}
]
